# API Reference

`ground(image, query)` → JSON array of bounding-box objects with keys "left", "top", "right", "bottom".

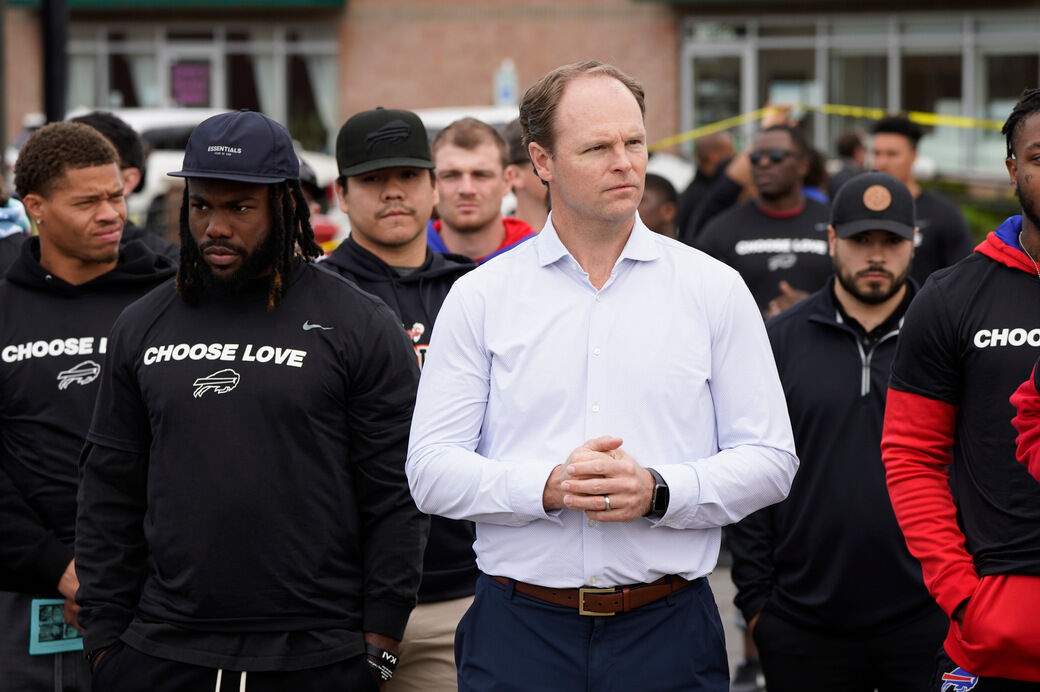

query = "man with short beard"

[
  {"left": 729, "top": 172, "right": 948, "bottom": 691},
  {"left": 696, "top": 124, "right": 831, "bottom": 317},
  {"left": 75, "top": 110, "right": 427, "bottom": 691},
  {"left": 427, "top": 118, "right": 535, "bottom": 263}
]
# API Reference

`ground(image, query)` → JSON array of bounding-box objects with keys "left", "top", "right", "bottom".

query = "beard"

[
  {"left": 834, "top": 258, "right": 909, "bottom": 306},
  {"left": 1016, "top": 184, "right": 1040, "bottom": 231},
  {"left": 194, "top": 230, "right": 279, "bottom": 295}
]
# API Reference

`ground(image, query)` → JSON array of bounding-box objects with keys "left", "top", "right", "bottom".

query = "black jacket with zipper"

[
  {"left": 323, "top": 237, "right": 479, "bottom": 603},
  {"left": 728, "top": 276, "right": 941, "bottom": 634}
]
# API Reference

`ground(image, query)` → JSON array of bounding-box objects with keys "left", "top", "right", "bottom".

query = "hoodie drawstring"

[{"left": 214, "top": 669, "right": 247, "bottom": 692}]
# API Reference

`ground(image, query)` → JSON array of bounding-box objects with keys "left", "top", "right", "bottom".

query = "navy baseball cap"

[
  {"left": 831, "top": 171, "right": 916, "bottom": 240},
  {"left": 336, "top": 108, "right": 434, "bottom": 177},
  {"left": 169, "top": 110, "right": 299, "bottom": 184}
]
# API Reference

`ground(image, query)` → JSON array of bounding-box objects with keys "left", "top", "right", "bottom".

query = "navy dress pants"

[{"left": 455, "top": 572, "right": 729, "bottom": 692}]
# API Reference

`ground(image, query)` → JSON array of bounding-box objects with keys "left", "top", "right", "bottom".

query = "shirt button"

[
  {"left": 595, "top": 295, "right": 602, "bottom": 303},
  {"left": 593, "top": 348, "right": 601, "bottom": 356},
  {"left": 590, "top": 576, "right": 598, "bottom": 585},
  {"left": 588, "top": 519, "right": 596, "bottom": 527},
  {"left": 591, "top": 404, "right": 600, "bottom": 413}
]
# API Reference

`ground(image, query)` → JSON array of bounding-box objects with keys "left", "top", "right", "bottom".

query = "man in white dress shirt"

[{"left": 406, "top": 60, "right": 798, "bottom": 692}]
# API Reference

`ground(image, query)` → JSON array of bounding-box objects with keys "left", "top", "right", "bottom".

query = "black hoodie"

[
  {"left": 0, "top": 237, "right": 176, "bottom": 595},
  {"left": 323, "top": 237, "right": 479, "bottom": 603}
]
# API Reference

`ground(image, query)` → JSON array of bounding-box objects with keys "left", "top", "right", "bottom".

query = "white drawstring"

[{"left": 214, "top": 667, "right": 247, "bottom": 691}]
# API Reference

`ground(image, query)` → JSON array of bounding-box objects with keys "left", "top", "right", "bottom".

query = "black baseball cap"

[
  {"left": 336, "top": 108, "right": 434, "bottom": 177},
  {"left": 169, "top": 110, "right": 299, "bottom": 184},
  {"left": 831, "top": 171, "right": 916, "bottom": 240}
]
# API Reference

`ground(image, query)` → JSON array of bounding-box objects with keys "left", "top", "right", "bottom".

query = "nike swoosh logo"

[{"left": 302, "top": 321, "right": 334, "bottom": 331}]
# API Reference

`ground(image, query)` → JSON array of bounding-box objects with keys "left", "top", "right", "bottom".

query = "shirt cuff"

[
  {"left": 508, "top": 460, "right": 565, "bottom": 525},
  {"left": 647, "top": 463, "right": 700, "bottom": 527}
]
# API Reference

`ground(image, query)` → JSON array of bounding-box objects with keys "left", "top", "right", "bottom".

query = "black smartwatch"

[{"left": 644, "top": 467, "right": 670, "bottom": 519}]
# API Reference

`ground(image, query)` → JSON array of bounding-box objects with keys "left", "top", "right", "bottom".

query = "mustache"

[
  {"left": 857, "top": 266, "right": 894, "bottom": 279},
  {"left": 377, "top": 204, "right": 416, "bottom": 218},
  {"left": 199, "top": 239, "right": 247, "bottom": 255}
]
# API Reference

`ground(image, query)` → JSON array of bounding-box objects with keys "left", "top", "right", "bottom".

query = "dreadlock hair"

[
  {"left": 176, "top": 179, "right": 323, "bottom": 311},
  {"left": 1002, "top": 88, "right": 1040, "bottom": 160}
]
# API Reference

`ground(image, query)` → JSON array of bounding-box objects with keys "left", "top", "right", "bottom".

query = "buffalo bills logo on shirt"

[
  {"left": 192, "top": 368, "right": 240, "bottom": 398},
  {"left": 941, "top": 667, "right": 978, "bottom": 692},
  {"left": 406, "top": 322, "right": 425, "bottom": 343},
  {"left": 56, "top": 360, "right": 101, "bottom": 390},
  {"left": 365, "top": 120, "right": 411, "bottom": 153}
]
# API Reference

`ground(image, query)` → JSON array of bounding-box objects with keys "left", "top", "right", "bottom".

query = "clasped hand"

[{"left": 542, "top": 435, "right": 654, "bottom": 522}]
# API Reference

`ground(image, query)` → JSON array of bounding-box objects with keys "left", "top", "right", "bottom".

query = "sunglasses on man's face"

[{"left": 749, "top": 149, "right": 794, "bottom": 166}]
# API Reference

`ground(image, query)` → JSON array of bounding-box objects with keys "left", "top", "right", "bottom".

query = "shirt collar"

[{"left": 535, "top": 212, "right": 662, "bottom": 268}]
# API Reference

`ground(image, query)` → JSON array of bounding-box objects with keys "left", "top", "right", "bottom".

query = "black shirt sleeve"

[
  {"left": 346, "top": 303, "right": 429, "bottom": 640},
  {"left": 726, "top": 509, "right": 776, "bottom": 623},
  {"left": 76, "top": 313, "right": 151, "bottom": 652},
  {"left": 0, "top": 461, "right": 72, "bottom": 593},
  {"left": 888, "top": 276, "right": 960, "bottom": 404},
  {"left": 75, "top": 442, "right": 149, "bottom": 653}
]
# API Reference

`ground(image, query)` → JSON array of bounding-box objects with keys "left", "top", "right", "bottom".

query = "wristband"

[{"left": 365, "top": 643, "right": 399, "bottom": 682}]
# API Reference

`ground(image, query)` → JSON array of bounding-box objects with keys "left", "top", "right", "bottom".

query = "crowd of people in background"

[{"left": 0, "top": 60, "right": 1038, "bottom": 692}]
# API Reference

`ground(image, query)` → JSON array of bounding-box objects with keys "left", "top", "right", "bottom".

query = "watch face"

[{"left": 653, "top": 485, "right": 669, "bottom": 514}]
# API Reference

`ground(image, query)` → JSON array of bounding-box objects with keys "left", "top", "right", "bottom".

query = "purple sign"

[{"left": 170, "top": 61, "right": 211, "bottom": 107}]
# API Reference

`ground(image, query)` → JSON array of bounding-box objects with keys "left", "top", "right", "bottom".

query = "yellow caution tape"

[{"left": 649, "top": 103, "right": 1005, "bottom": 152}]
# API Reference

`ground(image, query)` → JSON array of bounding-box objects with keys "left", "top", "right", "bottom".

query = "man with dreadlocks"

[
  {"left": 882, "top": 88, "right": 1040, "bottom": 688},
  {"left": 75, "top": 110, "right": 428, "bottom": 691}
]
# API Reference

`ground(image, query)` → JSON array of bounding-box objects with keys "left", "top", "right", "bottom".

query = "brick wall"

[
  {"left": 3, "top": 9, "right": 42, "bottom": 151},
  {"left": 338, "top": 0, "right": 680, "bottom": 145}
]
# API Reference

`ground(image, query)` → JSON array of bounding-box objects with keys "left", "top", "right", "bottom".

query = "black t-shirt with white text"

[{"left": 697, "top": 199, "right": 832, "bottom": 312}]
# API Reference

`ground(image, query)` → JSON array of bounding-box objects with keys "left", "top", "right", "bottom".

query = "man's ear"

[
  {"left": 335, "top": 179, "right": 349, "bottom": 214},
  {"left": 827, "top": 224, "right": 837, "bottom": 258},
  {"left": 121, "top": 167, "right": 142, "bottom": 197},
  {"left": 21, "top": 193, "right": 45, "bottom": 223},
  {"left": 504, "top": 164, "right": 522, "bottom": 191},
  {"left": 1007, "top": 156, "right": 1019, "bottom": 189},
  {"left": 662, "top": 201, "right": 677, "bottom": 225},
  {"left": 529, "top": 142, "right": 554, "bottom": 184}
]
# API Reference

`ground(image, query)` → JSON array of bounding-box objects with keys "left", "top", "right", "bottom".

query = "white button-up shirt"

[{"left": 407, "top": 215, "right": 797, "bottom": 588}]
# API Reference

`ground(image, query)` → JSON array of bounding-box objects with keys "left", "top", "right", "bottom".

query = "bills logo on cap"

[
  {"left": 365, "top": 120, "right": 411, "bottom": 152},
  {"left": 862, "top": 184, "right": 892, "bottom": 212},
  {"left": 941, "top": 667, "right": 979, "bottom": 692}
]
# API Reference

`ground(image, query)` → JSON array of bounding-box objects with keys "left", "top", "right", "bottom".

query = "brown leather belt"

[{"left": 492, "top": 575, "right": 691, "bottom": 616}]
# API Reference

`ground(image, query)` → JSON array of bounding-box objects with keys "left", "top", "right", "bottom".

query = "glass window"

[
  {"left": 829, "top": 19, "right": 888, "bottom": 36},
  {"left": 900, "top": 18, "right": 961, "bottom": 36},
  {"left": 691, "top": 56, "right": 741, "bottom": 129},
  {"left": 67, "top": 54, "right": 98, "bottom": 111},
  {"left": 690, "top": 22, "right": 746, "bottom": 41},
  {"left": 828, "top": 52, "right": 887, "bottom": 156},
  {"left": 759, "top": 24, "right": 815, "bottom": 38},
  {"left": 758, "top": 49, "right": 817, "bottom": 140},
  {"left": 976, "top": 53, "right": 1040, "bottom": 172},
  {"left": 109, "top": 53, "right": 158, "bottom": 108},
  {"left": 902, "top": 54, "right": 963, "bottom": 170},
  {"left": 287, "top": 54, "right": 331, "bottom": 152}
]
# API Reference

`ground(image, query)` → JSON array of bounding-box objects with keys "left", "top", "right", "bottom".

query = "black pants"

[
  {"left": 91, "top": 642, "right": 380, "bottom": 692},
  {"left": 932, "top": 647, "right": 1040, "bottom": 691},
  {"left": 753, "top": 607, "right": 949, "bottom": 692}
]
